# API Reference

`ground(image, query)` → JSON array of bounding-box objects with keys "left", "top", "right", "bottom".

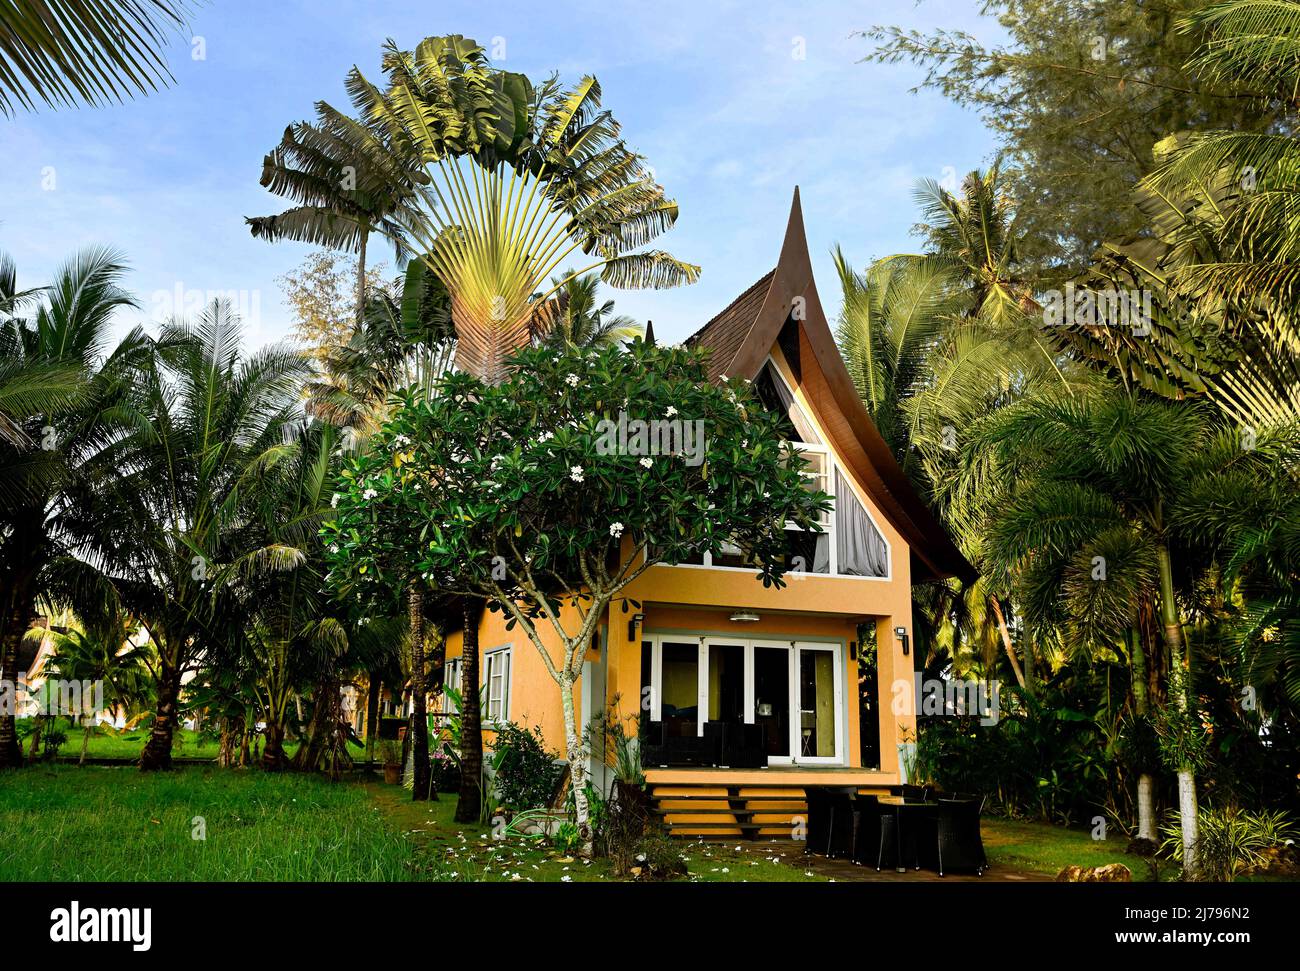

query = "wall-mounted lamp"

[
  {"left": 894, "top": 625, "right": 910, "bottom": 656},
  {"left": 627, "top": 612, "right": 645, "bottom": 642},
  {"left": 729, "top": 611, "right": 760, "bottom": 623}
]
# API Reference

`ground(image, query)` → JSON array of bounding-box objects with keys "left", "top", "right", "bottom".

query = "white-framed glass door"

[
  {"left": 793, "top": 642, "right": 844, "bottom": 764},
  {"left": 645, "top": 634, "right": 845, "bottom": 766}
]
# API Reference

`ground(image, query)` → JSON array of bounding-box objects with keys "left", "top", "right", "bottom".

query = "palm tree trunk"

[
  {"left": 355, "top": 231, "right": 369, "bottom": 330},
  {"left": 1156, "top": 541, "right": 1198, "bottom": 878},
  {"left": 262, "top": 719, "right": 287, "bottom": 771},
  {"left": 407, "top": 584, "right": 430, "bottom": 801},
  {"left": 80, "top": 720, "right": 91, "bottom": 765},
  {"left": 27, "top": 716, "right": 45, "bottom": 762},
  {"left": 455, "top": 598, "right": 485, "bottom": 823},
  {"left": 365, "top": 671, "right": 382, "bottom": 768},
  {"left": 218, "top": 716, "right": 239, "bottom": 768},
  {"left": 1023, "top": 622, "right": 1035, "bottom": 696},
  {"left": 0, "top": 615, "right": 24, "bottom": 768},
  {"left": 989, "top": 596, "right": 1026, "bottom": 690},
  {"left": 140, "top": 656, "right": 181, "bottom": 772},
  {"left": 0, "top": 582, "right": 34, "bottom": 768},
  {"left": 1127, "top": 627, "right": 1157, "bottom": 844}
]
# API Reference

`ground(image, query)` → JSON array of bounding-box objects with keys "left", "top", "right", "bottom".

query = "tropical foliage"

[
  {"left": 855, "top": 0, "right": 1300, "bottom": 879},
  {"left": 0, "top": 1, "right": 192, "bottom": 115}
]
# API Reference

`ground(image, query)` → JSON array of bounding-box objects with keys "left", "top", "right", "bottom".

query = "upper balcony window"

[{"left": 660, "top": 361, "right": 890, "bottom": 579}]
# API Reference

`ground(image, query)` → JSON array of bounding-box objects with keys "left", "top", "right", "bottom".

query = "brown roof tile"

[{"left": 685, "top": 269, "right": 775, "bottom": 383}]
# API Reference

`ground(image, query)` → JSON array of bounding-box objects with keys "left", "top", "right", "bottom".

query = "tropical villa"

[{"left": 439, "top": 190, "right": 975, "bottom": 837}]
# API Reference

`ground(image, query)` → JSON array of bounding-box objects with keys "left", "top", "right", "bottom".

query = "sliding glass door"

[{"left": 645, "top": 635, "right": 844, "bottom": 765}]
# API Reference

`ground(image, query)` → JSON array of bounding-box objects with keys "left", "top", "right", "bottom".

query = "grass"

[
  {"left": 982, "top": 817, "right": 1170, "bottom": 880},
  {"left": 23, "top": 722, "right": 367, "bottom": 763},
  {"left": 2, "top": 765, "right": 1210, "bottom": 883},
  {"left": 0, "top": 766, "right": 445, "bottom": 881}
]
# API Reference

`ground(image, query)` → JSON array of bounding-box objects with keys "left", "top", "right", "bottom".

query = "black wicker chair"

[
  {"left": 851, "top": 794, "right": 881, "bottom": 865},
  {"left": 934, "top": 798, "right": 987, "bottom": 876},
  {"left": 804, "top": 787, "right": 832, "bottom": 855},
  {"left": 826, "top": 790, "right": 857, "bottom": 858}
]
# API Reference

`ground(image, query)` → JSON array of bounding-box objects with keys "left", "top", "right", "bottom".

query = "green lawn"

[
  {"left": 982, "top": 817, "right": 1170, "bottom": 881},
  {"left": 28, "top": 723, "right": 367, "bottom": 763},
  {"left": 0, "top": 766, "right": 445, "bottom": 881},
  {"left": 2, "top": 765, "right": 1204, "bottom": 883}
]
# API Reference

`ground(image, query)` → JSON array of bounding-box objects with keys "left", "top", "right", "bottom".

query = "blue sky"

[{"left": 1, "top": 0, "right": 1003, "bottom": 349}]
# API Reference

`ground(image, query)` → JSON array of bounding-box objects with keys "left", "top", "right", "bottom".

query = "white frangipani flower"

[
  {"left": 570, "top": 465, "right": 585, "bottom": 482},
  {"left": 639, "top": 456, "right": 653, "bottom": 469},
  {"left": 609, "top": 522, "right": 625, "bottom": 538}
]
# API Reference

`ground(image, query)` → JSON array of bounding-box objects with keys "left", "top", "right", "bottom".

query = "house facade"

[{"left": 440, "top": 190, "right": 973, "bottom": 835}]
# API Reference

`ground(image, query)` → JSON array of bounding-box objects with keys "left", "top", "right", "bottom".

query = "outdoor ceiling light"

[
  {"left": 729, "top": 611, "right": 760, "bottom": 623},
  {"left": 894, "top": 625, "right": 910, "bottom": 656}
]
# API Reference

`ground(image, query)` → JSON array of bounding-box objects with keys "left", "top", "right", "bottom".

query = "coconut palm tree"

[
  {"left": 40, "top": 611, "right": 151, "bottom": 763},
  {"left": 833, "top": 248, "right": 965, "bottom": 466},
  {"left": 0, "top": 1, "right": 192, "bottom": 115},
  {"left": 835, "top": 175, "right": 1081, "bottom": 692},
  {"left": 248, "top": 92, "right": 429, "bottom": 332},
  {"left": 911, "top": 166, "right": 1035, "bottom": 326},
  {"left": 0, "top": 249, "right": 148, "bottom": 768},
  {"left": 350, "top": 34, "right": 699, "bottom": 384},
  {"left": 213, "top": 419, "right": 342, "bottom": 770},
  {"left": 0, "top": 256, "right": 85, "bottom": 448},
  {"left": 533, "top": 270, "right": 643, "bottom": 351},
  {"left": 100, "top": 300, "right": 311, "bottom": 771}
]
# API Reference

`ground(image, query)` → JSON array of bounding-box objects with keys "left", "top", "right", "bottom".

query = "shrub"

[
  {"left": 491, "top": 722, "right": 563, "bottom": 811},
  {"left": 630, "top": 830, "right": 686, "bottom": 880},
  {"left": 430, "top": 749, "right": 460, "bottom": 793},
  {"left": 552, "top": 821, "right": 582, "bottom": 856},
  {"left": 594, "top": 781, "right": 650, "bottom": 874},
  {"left": 1159, "top": 806, "right": 1298, "bottom": 882},
  {"left": 917, "top": 683, "right": 1120, "bottom": 825}
]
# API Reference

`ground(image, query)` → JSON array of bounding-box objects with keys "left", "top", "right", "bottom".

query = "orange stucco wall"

[{"left": 441, "top": 602, "right": 596, "bottom": 756}]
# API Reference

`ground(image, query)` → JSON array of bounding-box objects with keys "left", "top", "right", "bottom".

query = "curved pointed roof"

[{"left": 686, "top": 188, "right": 976, "bottom": 584}]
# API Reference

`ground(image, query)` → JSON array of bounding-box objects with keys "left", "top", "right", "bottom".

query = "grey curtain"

[
  {"left": 835, "top": 468, "right": 888, "bottom": 577},
  {"left": 765, "top": 362, "right": 821, "bottom": 444},
  {"left": 813, "top": 533, "right": 830, "bottom": 574}
]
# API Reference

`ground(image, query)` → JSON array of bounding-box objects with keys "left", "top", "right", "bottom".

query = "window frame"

[
  {"left": 483, "top": 646, "right": 512, "bottom": 726},
  {"left": 662, "top": 360, "right": 892, "bottom": 581}
]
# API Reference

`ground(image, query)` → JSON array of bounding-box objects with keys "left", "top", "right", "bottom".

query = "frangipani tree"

[
  {"left": 325, "top": 340, "right": 829, "bottom": 845},
  {"left": 348, "top": 34, "right": 699, "bottom": 383}
]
